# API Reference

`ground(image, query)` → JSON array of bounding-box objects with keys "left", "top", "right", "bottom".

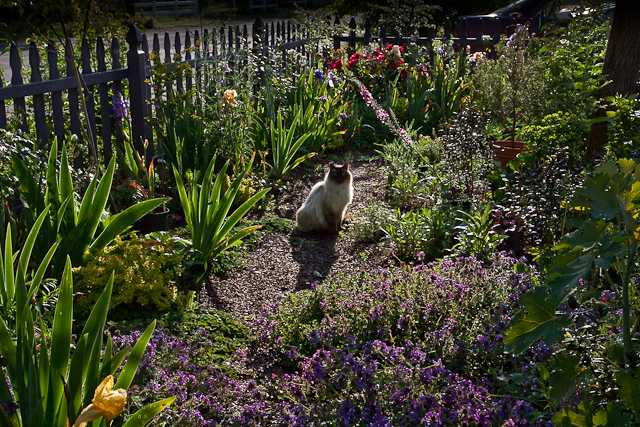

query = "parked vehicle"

[{"left": 456, "top": 0, "right": 612, "bottom": 37}]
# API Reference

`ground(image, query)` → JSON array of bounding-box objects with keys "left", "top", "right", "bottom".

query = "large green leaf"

[
  {"left": 553, "top": 404, "right": 591, "bottom": 427},
  {"left": 572, "top": 171, "right": 625, "bottom": 221},
  {"left": 546, "top": 252, "right": 596, "bottom": 302},
  {"left": 10, "top": 151, "right": 46, "bottom": 223},
  {"left": 555, "top": 221, "right": 608, "bottom": 253},
  {"left": 0, "top": 318, "right": 16, "bottom": 382},
  {"left": 58, "top": 144, "right": 76, "bottom": 229},
  {"left": 74, "top": 273, "right": 113, "bottom": 409},
  {"left": 75, "top": 157, "right": 116, "bottom": 260},
  {"left": 115, "top": 320, "right": 156, "bottom": 391},
  {"left": 19, "top": 205, "right": 51, "bottom": 274},
  {"left": 89, "top": 198, "right": 170, "bottom": 252},
  {"left": 549, "top": 353, "right": 591, "bottom": 403},
  {"left": 3, "top": 224, "right": 13, "bottom": 302},
  {"left": 49, "top": 258, "right": 74, "bottom": 409},
  {"left": 121, "top": 396, "right": 176, "bottom": 427},
  {"left": 615, "top": 367, "right": 640, "bottom": 412},
  {"left": 27, "top": 241, "right": 60, "bottom": 304},
  {"left": 592, "top": 402, "right": 632, "bottom": 427},
  {"left": 210, "top": 189, "right": 270, "bottom": 260},
  {"left": 504, "top": 286, "right": 572, "bottom": 355},
  {"left": 67, "top": 334, "right": 87, "bottom": 426}
]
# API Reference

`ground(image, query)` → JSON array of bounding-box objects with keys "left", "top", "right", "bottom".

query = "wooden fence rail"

[{"left": 0, "top": 16, "right": 538, "bottom": 167}]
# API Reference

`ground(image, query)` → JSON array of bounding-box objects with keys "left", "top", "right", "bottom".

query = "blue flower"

[
  {"left": 318, "top": 95, "right": 328, "bottom": 102},
  {"left": 314, "top": 69, "right": 324, "bottom": 80},
  {"left": 339, "top": 112, "right": 348, "bottom": 119}
]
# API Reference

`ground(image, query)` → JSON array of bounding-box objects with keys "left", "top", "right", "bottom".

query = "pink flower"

[
  {"left": 360, "top": 86, "right": 373, "bottom": 105},
  {"left": 376, "top": 109, "right": 389, "bottom": 123}
]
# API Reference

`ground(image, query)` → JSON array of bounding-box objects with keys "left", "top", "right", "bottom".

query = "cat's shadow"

[{"left": 290, "top": 231, "right": 338, "bottom": 291}]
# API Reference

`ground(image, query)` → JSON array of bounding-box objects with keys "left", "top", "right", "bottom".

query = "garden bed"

[{"left": 203, "top": 154, "right": 391, "bottom": 324}]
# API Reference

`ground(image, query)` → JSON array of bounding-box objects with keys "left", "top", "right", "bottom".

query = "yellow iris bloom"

[{"left": 72, "top": 375, "right": 127, "bottom": 427}]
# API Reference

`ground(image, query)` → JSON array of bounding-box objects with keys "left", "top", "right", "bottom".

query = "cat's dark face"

[{"left": 328, "top": 162, "right": 350, "bottom": 183}]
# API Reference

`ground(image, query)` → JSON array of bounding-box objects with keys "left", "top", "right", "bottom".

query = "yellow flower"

[
  {"left": 72, "top": 375, "right": 127, "bottom": 427},
  {"left": 222, "top": 89, "right": 238, "bottom": 108}
]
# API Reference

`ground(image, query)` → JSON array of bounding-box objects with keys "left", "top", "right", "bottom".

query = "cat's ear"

[
  {"left": 328, "top": 161, "right": 335, "bottom": 169},
  {"left": 343, "top": 162, "right": 350, "bottom": 170}
]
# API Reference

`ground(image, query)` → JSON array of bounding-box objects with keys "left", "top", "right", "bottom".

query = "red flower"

[
  {"left": 328, "top": 59, "right": 343, "bottom": 70},
  {"left": 401, "top": 69, "right": 408, "bottom": 79},
  {"left": 385, "top": 44, "right": 393, "bottom": 50},
  {"left": 347, "top": 53, "right": 363, "bottom": 68}
]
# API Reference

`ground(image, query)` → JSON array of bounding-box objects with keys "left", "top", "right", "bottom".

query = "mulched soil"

[{"left": 201, "top": 153, "right": 391, "bottom": 328}]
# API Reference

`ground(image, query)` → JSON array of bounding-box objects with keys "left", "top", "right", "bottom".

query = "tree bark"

[{"left": 585, "top": 0, "right": 640, "bottom": 160}]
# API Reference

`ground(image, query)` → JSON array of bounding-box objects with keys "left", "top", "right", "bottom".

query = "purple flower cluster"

[
  {"left": 0, "top": 399, "right": 18, "bottom": 416},
  {"left": 273, "top": 344, "right": 532, "bottom": 426},
  {"left": 258, "top": 253, "right": 535, "bottom": 362},
  {"left": 105, "top": 254, "right": 554, "bottom": 426},
  {"left": 110, "top": 92, "right": 130, "bottom": 125},
  {"left": 254, "top": 253, "right": 551, "bottom": 425},
  {"left": 112, "top": 327, "right": 265, "bottom": 426}
]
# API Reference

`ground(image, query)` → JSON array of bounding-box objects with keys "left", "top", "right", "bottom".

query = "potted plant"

[
  {"left": 134, "top": 159, "right": 170, "bottom": 234},
  {"left": 471, "top": 26, "right": 546, "bottom": 167}
]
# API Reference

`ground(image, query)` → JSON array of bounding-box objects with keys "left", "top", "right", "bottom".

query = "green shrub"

[
  {"left": 351, "top": 201, "right": 395, "bottom": 243},
  {"left": 517, "top": 111, "right": 589, "bottom": 158},
  {"left": 0, "top": 129, "right": 47, "bottom": 200},
  {"left": 74, "top": 234, "right": 184, "bottom": 316},
  {"left": 383, "top": 205, "right": 456, "bottom": 262},
  {"left": 219, "top": 172, "right": 256, "bottom": 210}
]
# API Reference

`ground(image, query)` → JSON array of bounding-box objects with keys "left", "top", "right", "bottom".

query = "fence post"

[
  {"left": 10, "top": 43, "right": 27, "bottom": 133},
  {"left": 175, "top": 0, "right": 179, "bottom": 20},
  {"left": 127, "top": 25, "right": 150, "bottom": 160},
  {"left": 348, "top": 17, "right": 356, "bottom": 49},
  {"left": 363, "top": 17, "right": 371, "bottom": 43},
  {"left": 333, "top": 17, "right": 340, "bottom": 51}
]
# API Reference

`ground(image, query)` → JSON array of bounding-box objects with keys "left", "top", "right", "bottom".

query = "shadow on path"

[{"left": 290, "top": 231, "right": 337, "bottom": 291}]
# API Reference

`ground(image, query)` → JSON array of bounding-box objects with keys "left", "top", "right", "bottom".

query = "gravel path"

[{"left": 201, "top": 156, "right": 390, "bottom": 326}]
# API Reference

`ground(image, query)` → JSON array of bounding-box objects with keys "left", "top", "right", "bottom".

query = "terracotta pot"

[
  {"left": 135, "top": 206, "right": 169, "bottom": 234},
  {"left": 492, "top": 140, "right": 529, "bottom": 168}
]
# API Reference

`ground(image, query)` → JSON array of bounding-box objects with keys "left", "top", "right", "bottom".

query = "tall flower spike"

[{"left": 72, "top": 375, "right": 127, "bottom": 427}]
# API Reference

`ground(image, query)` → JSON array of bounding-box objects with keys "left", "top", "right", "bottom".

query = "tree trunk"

[{"left": 585, "top": 0, "right": 640, "bottom": 160}]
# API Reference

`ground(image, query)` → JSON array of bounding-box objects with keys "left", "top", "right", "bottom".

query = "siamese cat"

[{"left": 296, "top": 162, "right": 353, "bottom": 234}]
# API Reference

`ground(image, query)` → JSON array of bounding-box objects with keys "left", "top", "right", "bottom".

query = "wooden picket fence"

[{"left": 0, "top": 15, "right": 539, "bottom": 167}]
